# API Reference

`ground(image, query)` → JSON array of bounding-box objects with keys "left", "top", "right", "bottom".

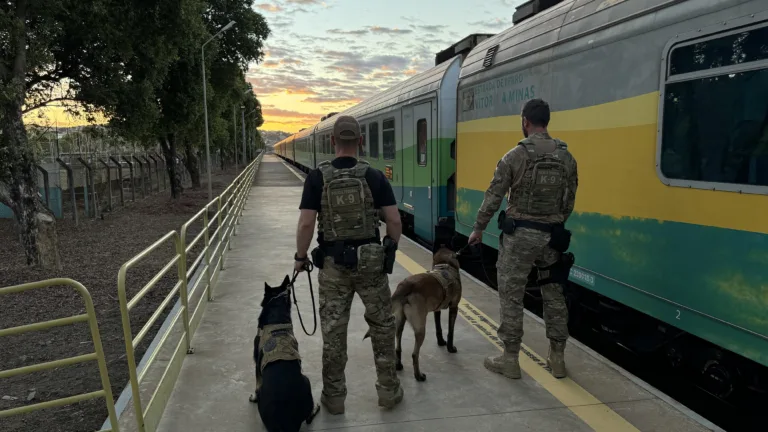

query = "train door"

[
  {"left": 412, "top": 101, "right": 433, "bottom": 243},
  {"left": 401, "top": 107, "right": 414, "bottom": 214},
  {"left": 310, "top": 134, "right": 316, "bottom": 168}
]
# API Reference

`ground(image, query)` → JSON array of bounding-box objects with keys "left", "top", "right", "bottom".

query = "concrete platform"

[{"left": 154, "top": 154, "right": 720, "bottom": 432}]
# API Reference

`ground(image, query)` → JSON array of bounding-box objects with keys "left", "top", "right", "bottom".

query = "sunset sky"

[
  {"left": 23, "top": 0, "right": 525, "bottom": 133},
  {"left": 249, "top": 0, "right": 525, "bottom": 133}
]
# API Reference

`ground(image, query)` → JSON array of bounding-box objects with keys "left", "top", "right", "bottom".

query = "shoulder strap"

[{"left": 318, "top": 161, "right": 334, "bottom": 183}]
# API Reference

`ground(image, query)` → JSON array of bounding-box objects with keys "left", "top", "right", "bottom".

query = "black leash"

[{"left": 289, "top": 261, "right": 318, "bottom": 336}]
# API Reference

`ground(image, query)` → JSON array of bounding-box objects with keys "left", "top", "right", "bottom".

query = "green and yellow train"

[{"left": 275, "top": 0, "right": 768, "bottom": 401}]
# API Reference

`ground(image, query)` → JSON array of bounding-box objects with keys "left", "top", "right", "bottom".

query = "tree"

[{"left": 0, "top": 0, "right": 133, "bottom": 268}]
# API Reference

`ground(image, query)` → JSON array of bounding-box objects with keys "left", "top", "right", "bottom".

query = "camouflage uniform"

[
  {"left": 315, "top": 159, "right": 402, "bottom": 413},
  {"left": 473, "top": 131, "right": 578, "bottom": 378}
]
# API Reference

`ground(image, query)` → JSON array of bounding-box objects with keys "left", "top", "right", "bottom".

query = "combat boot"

[
  {"left": 547, "top": 340, "right": 567, "bottom": 378},
  {"left": 377, "top": 385, "right": 404, "bottom": 409},
  {"left": 320, "top": 393, "right": 345, "bottom": 415},
  {"left": 484, "top": 347, "right": 521, "bottom": 379}
]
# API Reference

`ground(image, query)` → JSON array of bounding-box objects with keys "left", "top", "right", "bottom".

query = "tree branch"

[{"left": 22, "top": 96, "right": 77, "bottom": 114}]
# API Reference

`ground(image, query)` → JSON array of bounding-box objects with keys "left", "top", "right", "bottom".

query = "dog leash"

[{"left": 290, "top": 261, "right": 318, "bottom": 336}]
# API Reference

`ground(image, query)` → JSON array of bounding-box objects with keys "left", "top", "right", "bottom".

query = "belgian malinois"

[
  {"left": 250, "top": 275, "right": 320, "bottom": 432},
  {"left": 364, "top": 247, "right": 462, "bottom": 381}
]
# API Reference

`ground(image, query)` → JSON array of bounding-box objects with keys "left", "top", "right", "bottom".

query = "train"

[{"left": 274, "top": 0, "right": 768, "bottom": 404}]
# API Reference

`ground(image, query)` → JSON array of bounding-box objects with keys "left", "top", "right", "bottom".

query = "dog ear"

[{"left": 282, "top": 274, "right": 291, "bottom": 287}]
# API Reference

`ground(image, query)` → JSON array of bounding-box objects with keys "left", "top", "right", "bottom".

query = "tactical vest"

[
  {"left": 257, "top": 323, "right": 301, "bottom": 374},
  {"left": 428, "top": 263, "right": 461, "bottom": 311},
  {"left": 509, "top": 136, "right": 570, "bottom": 217},
  {"left": 318, "top": 160, "right": 378, "bottom": 242}
]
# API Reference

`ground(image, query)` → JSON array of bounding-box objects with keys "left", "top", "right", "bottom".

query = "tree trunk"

[
  {"left": 159, "top": 134, "right": 183, "bottom": 199},
  {"left": 183, "top": 140, "right": 201, "bottom": 189},
  {"left": 0, "top": 100, "right": 62, "bottom": 270}
]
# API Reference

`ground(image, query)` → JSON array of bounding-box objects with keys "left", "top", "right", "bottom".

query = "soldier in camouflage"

[
  {"left": 468, "top": 98, "right": 578, "bottom": 380},
  {"left": 294, "top": 115, "right": 404, "bottom": 414}
]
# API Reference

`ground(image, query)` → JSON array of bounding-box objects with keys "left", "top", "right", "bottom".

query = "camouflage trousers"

[
  {"left": 496, "top": 227, "right": 569, "bottom": 353},
  {"left": 317, "top": 256, "right": 400, "bottom": 401}
]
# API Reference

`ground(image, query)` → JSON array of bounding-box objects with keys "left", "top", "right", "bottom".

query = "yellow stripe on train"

[{"left": 456, "top": 92, "right": 768, "bottom": 235}]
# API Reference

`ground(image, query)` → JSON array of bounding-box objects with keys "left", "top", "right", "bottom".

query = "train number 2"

[{"left": 675, "top": 310, "right": 681, "bottom": 320}]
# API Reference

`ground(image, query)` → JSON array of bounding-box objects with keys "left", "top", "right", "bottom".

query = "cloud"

[
  {"left": 255, "top": 3, "right": 283, "bottom": 12},
  {"left": 469, "top": 17, "right": 513, "bottom": 30},
  {"left": 367, "top": 26, "right": 412, "bottom": 35},
  {"left": 327, "top": 28, "right": 369, "bottom": 36},
  {"left": 263, "top": 107, "right": 325, "bottom": 121},
  {"left": 412, "top": 24, "right": 448, "bottom": 33},
  {"left": 302, "top": 95, "right": 363, "bottom": 104},
  {"left": 285, "top": 0, "right": 322, "bottom": 4}
]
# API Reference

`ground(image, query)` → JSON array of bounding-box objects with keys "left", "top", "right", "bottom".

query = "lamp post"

[{"left": 202, "top": 20, "right": 235, "bottom": 202}]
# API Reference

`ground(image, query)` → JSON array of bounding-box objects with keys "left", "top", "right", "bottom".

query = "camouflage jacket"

[{"left": 472, "top": 132, "right": 578, "bottom": 232}]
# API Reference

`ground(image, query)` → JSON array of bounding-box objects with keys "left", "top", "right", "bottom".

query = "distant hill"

[{"left": 260, "top": 130, "right": 291, "bottom": 146}]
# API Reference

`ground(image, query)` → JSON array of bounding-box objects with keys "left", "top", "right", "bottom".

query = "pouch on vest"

[
  {"left": 357, "top": 243, "right": 385, "bottom": 274},
  {"left": 548, "top": 224, "right": 571, "bottom": 253},
  {"left": 334, "top": 245, "right": 358, "bottom": 269}
]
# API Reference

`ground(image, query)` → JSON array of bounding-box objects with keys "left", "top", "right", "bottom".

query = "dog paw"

[
  {"left": 448, "top": 345, "right": 458, "bottom": 354},
  {"left": 437, "top": 338, "right": 447, "bottom": 347},
  {"left": 415, "top": 372, "right": 427, "bottom": 382},
  {"left": 396, "top": 362, "right": 403, "bottom": 371}
]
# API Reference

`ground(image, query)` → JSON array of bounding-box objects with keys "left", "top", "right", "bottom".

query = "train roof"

[{"left": 460, "top": 0, "right": 672, "bottom": 79}]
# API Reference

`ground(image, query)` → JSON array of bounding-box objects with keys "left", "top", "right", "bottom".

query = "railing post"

[
  {"left": 98, "top": 158, "right": 113, "bottom": 212},
  {"left": 217, "top": 197, "right": 225, "bottom": 270},
  {"left": 176, "top": 231, "right": 194, "bottom": 355},
  {"left": 35, "top": 164, "right": 50, "bottom": 209},
  {"left": 133, "top": 156, "right": 146, "bottom": 199},
  {"left": 122, "top": 156, "right": 136, "bottom": 202},
  {"left": 56, "top": 158, "right": 77, "bottom": 225},
  {"left": 110, "top": 156, "right": 125, "bottom": 207},
  {"left": 203, "top": 207, "right": 213, "bottom": 301},
  {"left": 117, "top": 265, "right": 145, "bottom": 432}
]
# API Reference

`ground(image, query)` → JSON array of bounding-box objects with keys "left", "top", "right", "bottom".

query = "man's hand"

[
  {"left": 294, "top": 254, "right": 309, "bottom": 273},
  {"left": 468, "top": 230, "right": 483, "bottom": 245}
]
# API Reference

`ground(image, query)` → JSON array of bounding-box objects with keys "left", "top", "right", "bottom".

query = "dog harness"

[
  {"left": 428, "top": 263, "right": 461, "bottom": 311},
  {"left": 257, "top": 323, "right": 302, "bottom": 374}
]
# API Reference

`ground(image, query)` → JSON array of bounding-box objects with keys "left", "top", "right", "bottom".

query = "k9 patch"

[{"left": 330, "top": 187, "right": 362, "bottom": 207}]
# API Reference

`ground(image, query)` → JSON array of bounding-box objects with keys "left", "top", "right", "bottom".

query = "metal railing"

[
  {"left": 0, "top": 278, "right": 119, "bottom": 432},
  {"left": 116, "top": 152, "right": 262, "bottom": 432}
]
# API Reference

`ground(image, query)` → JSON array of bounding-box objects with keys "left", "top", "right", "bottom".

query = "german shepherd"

[
  {"left": 250, "top": 275, "right": 320, "bottom": 431},
  {"left": 364, "top": 247, "right": 462, "bottom": 381}
]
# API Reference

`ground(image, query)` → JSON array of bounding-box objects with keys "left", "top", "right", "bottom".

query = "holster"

[
  {"left": 527, "top": 252, "right": 576, "bottom": 288},
  {"left": 382, "top": 236, "right": 397, "bottom": 274},
  {"left": 548, "top": 224, "right": 572, "bottom": 253},
  {"left": 311, "top": 247, "right": 325, "bottom": 269},
  {"left": 497, "top": 211, "right": 515, "bottom": 235}
]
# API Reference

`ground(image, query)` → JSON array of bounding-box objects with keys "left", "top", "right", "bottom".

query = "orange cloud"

[{"left": 256, "top": 3, "right": 283, "bottom": 12}]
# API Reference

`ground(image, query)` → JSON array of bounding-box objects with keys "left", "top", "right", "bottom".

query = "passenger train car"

[{"left": 275, "top": 0, "right": 768, "bottom": 401}]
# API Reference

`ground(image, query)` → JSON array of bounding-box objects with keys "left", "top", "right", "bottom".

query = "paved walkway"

[{"left": 154, "top": 155, "right": 718, "bottom": 432}]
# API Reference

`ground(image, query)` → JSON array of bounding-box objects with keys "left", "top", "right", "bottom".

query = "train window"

[
  {"left": 660, "top": 24, "right": 768, "bottom": 190},
  {"left": 417, "top": 119, "right": 427, "bottom": 166},
  {"left": 383, "top": 118, "right": 396, "bottom": 160},
  {"left": 369, "top": 121, "right": 379, "bottom": 159},
  {"left": 360, "top": 124, "right": 367, "bottom": 157}
]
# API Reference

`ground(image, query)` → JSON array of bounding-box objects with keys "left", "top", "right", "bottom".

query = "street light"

[
  {"left": 201, "top": 20, "right": 236, "bottom": 202},
  {"left": 234, "top": 88, "right": 253, "bottom": 172}
]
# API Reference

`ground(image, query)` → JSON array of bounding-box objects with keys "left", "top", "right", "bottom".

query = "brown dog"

[{"left": 365, "top": 247, "right": 462, "bottom": 381}]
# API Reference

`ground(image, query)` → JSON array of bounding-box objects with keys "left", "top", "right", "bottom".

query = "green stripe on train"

[{"left": 455, "top": 187, "right": 768, "bottom": 368}]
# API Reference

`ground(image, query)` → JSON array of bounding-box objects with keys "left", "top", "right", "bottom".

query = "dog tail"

[{"left": 362, "top": 280, "right": 413, "bottom": 341}]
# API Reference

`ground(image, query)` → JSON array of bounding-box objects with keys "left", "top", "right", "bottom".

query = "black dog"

[{"left": 250, "top": 275, "right": 320, "bottom": 431}]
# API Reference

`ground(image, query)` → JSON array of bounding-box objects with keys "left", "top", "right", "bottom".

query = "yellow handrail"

[
  {"left": 0, "top": 278, "right": 120, "bottom": 432},
  {"left": 117, "top": 152, "right": 262, "bottom": 432}
]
